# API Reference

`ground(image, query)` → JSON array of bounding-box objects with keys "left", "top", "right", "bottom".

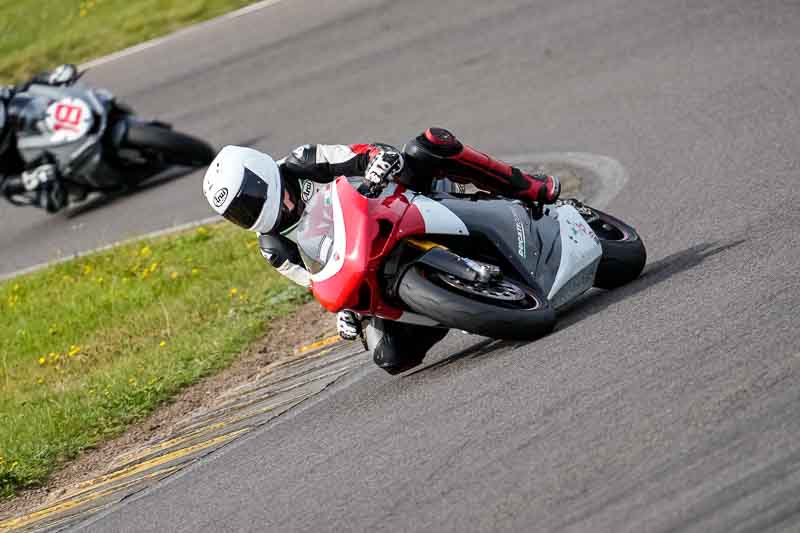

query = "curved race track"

[{"left": 5, "top": 0, "right": 800, "bottom": 531}]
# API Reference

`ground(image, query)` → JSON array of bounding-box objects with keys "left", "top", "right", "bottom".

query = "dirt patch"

[{"left": 0, "top": 300, "right": 335, "bottom": 520}]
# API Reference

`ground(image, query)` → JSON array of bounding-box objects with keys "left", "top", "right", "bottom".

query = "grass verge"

[
  {"left": 0, "top": 222, "right": 309, "bottom": 499},
  {"left": 0, "top": 0, "right": 261, "bottom": 83}
]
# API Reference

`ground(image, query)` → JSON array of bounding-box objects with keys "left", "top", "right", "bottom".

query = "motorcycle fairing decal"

[
  {"left": 547, "top": 205, "right": 602, "bottom": 302},
  {"left": 45, "top": 97, "right": 93, "bottom": 143},
  {"left": 408, "top": 194, "right": 469, "bottom": 236},
  {"left": 310, "top": 182, "right": 347, "bottom": 283},
  {"left": 511, "top": 206, "right": 527, "bottom": 258}
]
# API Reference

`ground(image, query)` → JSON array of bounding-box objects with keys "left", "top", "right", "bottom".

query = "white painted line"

[
  {"left": 0, "top": 215, "right": 221, "bottom": 282},
  {"left": 81, "top": 0, "right": 286, "bottom": 69}
]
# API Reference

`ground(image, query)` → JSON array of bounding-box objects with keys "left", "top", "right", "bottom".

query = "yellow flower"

[
  {"left": 159, "top": 340, "right": 167, "bottom": 347},
  {"left": 170, "top": 271, "right": 179, "bottom": 280},
  {"left": 140, "top": 245, "right": 152, "bottom": 257},
  {"left": 229, "top": 287, "right": 238, "bottom": 297},
  {"left": 36, "top": 377, "right": 44, "bottom": 385},
  {"left": 149, "top": 262, "right": 159, "bottom": 273},
  {"left": 68, "top": 345, "right": 81, "bottom": 357},
  {"left": 196, "top": 227, "right": 208, "bottom": 236},
  {"left": 38, "top": 356, "right": 46, "bottom": 366},
  {"left": 82, "top": 264, "right": 93, "bottom": 275},
  {"left": 191, "top": 268, "right": 200, "bottom": 276}
]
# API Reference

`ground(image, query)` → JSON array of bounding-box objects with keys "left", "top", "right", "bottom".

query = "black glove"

[
  {"left": 20, "top": 164, "right": 67, "bottom": 212},
  {"left": 364, "top": 149, "right": 404, "bottom": 186}
]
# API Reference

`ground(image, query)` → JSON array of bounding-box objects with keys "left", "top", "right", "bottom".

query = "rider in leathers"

[
  {"left": 204, "top": 127, "right": 561, "bottom": 373},
  {"left": 0, "top": 64, "right": 80, "bottom": 212}
]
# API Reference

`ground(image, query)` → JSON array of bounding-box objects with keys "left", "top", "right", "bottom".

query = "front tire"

[
  {"left": 398, "top": 266, "right": 556, "bottom": 340},
  {"left": 123, "top": 121, "right": 214, "bottom": 167}
]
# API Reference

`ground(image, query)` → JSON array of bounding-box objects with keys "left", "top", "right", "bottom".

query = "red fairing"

[{"left": 310, "top": 179, "right": 426, "bottom": 319}]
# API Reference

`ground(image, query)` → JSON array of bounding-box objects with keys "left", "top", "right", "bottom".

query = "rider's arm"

[
  {"left": 258, "top": 233, "right": 310, "bottom": 288},
  {"left": 279, "top": 143, "right": 401, "bottom": 183},
  {"left": 16, "top": 64, "right": 78, "bottom": 92}
]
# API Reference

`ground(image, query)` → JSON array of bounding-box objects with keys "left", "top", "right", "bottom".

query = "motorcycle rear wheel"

[
  {"left": 398, "top": 266, "right": 556, "bottom": 340},
  {"left": 123, "top": 121, "right": 214, "bottom": 167},
  {"left": 588, "top": 208, "right": 647, "bottom": 289}
]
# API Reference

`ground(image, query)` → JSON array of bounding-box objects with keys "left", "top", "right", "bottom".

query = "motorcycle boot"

[
  {"left": 365, "top": 318, "right": 448, "bottom": 375},
  {"left": 404, "top": 127, "right": 560, "bottom": 204}
]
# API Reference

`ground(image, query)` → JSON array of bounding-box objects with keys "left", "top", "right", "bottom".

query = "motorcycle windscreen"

[
  {"left": 296, "top": 181, "right": 336, "bottom": 275},
  {"left": 9, "top": 94, "right": 50, "bottom": 139}
]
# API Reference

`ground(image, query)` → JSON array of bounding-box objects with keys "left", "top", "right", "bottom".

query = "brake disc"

[{"left": 434, "top": 273, "right": 526, "bottom": 302}]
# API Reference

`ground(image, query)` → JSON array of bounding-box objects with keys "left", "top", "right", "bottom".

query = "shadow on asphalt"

[
  {"left": 557, "top": 238, "right": 748, "bottom": 330},
  {"left": 406, "top": 239, "right": 747, "bottom": 376},
  {"left": 64, "top": 166, "right": 197, "bottom": 218},
  {"left": 406, "top": 337, "right": 530, "bottom": 376}
]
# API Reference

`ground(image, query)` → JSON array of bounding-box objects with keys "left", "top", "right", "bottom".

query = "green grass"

[
  {"left": 0, "top": 223, "right": 310, "bottom": 499},
  {"left": 0, "top": 0, "right": 260, "bottom": 83}
]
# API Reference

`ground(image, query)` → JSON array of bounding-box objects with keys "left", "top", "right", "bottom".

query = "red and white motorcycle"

[{"left": 296, "top": 175, "right": 646, "bottom": 340}]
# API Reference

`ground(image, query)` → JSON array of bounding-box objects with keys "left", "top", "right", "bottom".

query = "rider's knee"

[{"left": 365, "top": 318, "right": 447, "bottom": 374}]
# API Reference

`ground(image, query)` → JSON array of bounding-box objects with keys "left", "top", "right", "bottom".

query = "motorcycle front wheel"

[
  {"left": 122, "top": 121, "right": 214, "bottom": 167},
  {"left": 397, "top": 266, "right": 556, "bottom": 340}
]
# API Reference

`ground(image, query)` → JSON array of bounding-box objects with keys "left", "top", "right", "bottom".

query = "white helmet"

[{"left": 203, "top": 145, "right": 296, "bottom": 233}]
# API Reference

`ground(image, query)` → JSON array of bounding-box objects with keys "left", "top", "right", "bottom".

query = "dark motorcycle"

[{"left": 0, "top": 72, "right": 213, "bottom": 210}]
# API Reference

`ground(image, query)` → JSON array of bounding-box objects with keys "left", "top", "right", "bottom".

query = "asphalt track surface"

[{"left": 5, "top": 0, "right": 799, "bottom": 531}]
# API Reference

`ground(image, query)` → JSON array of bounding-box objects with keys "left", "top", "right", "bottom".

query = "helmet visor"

[
  {"left": 275, "top": 180, "right": 302, "bottom": 233},
  {"left": 223, "top": 167, "right": 269, "bottom": 229}
]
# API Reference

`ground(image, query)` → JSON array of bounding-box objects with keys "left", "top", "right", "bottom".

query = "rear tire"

[
  {"left": 589, "top": 209, "right": 646, "bottom": 289},
  {"left": 398, "top": 266, "right": 556, "bottom": 340},
  {"left": 123, "top": 121, "right": 214, "bottom": 167}
]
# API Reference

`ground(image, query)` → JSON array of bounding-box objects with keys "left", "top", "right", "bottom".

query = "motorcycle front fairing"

[
  {"left": 10, "top": 84, "right": 121, "bottom": 189},
  {"left": 298, "top": 177, "right": 434, "bottom": 319}
]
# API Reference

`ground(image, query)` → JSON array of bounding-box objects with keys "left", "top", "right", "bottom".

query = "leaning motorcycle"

[
  {"left": 1, "top": 75, "right": 213, "bottom": 210},
  {"left": 296, "top": 175, "right": 646, "bottom": 371}
]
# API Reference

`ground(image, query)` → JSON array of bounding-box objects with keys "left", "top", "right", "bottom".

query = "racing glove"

[
  {"left": 364, "top": 149, "right": 404, "bottom": 186},
  {"left": 337, "top": 310, "right": 362, "bottom": 341},
  {"left": 21, "top": 164, "right": 67, "bottom": 213},
  {"left": 21, "top": 164, "right": 57, "bottom": 192}
]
